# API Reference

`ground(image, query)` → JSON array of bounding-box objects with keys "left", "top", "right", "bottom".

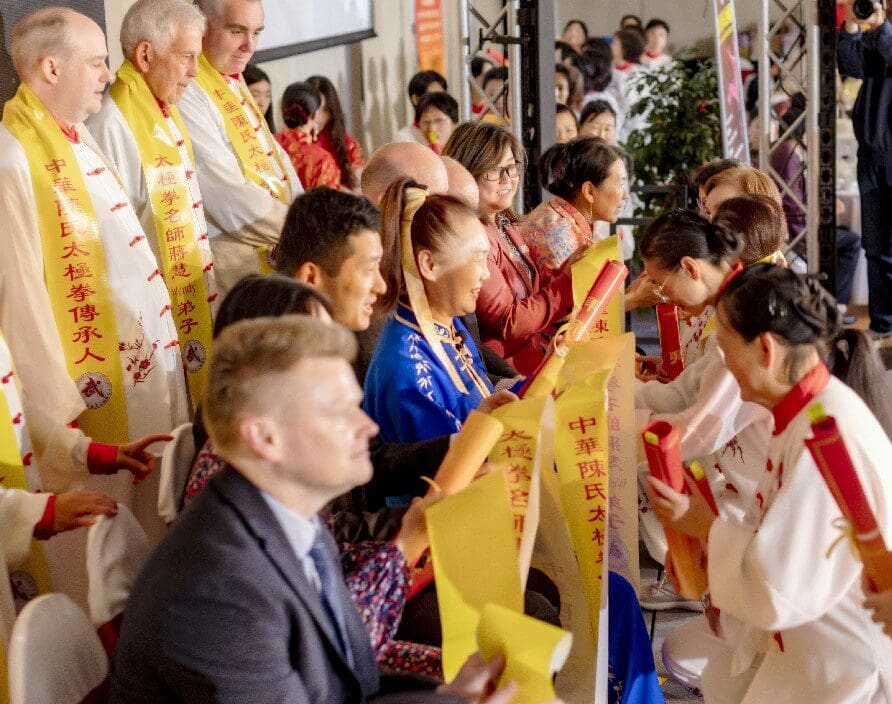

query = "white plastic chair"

[
  {"left": 7, "top": 593, "right": 108, "bottom": 704},
  {"left": 86, "top": 504, "right": 149, "bottom": 655},
  {"left": 157, "top": 422, "right": 195, "bottom": 523}
]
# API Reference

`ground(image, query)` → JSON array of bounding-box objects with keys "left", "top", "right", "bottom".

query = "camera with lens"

[{"left": 854, "top": 0, "right": 886, "bottom": 21}]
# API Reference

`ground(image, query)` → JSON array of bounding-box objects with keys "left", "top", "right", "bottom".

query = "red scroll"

[
  {"left": 642, "top": 420, "right": 709, "bottom": 599},
  {"left": 518, "top": 259, "right": 628, "bottom": 398},
  {"left": 656, "top": 303, "right": 685, "bottom": 380},
  {"left": 805, "top": 406, "right": 892, "bottom": 592}
]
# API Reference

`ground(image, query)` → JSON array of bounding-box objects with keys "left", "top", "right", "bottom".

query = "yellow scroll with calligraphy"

[
  {"left": 3, "top": 84, "right": 129, "bottom": 443},
  {"left": 195, "top": 55, "right": 291, "bottom": 272},
  {"left": 109, "top": 61, "right": 214, "bottom": 407},
  {"left": 553, "top": 352, "right": 611, "bottom": 647},
  {"left": 487, "top": 396, "right": 553, "bottom": 583},
  {"left": 426, "top": 471, "right": 524, "bottom": 680},
  {"left": 477, "top": 602, "right": 572, "bottom": 704}
]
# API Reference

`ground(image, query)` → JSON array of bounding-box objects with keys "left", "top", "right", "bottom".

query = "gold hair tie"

[{"left": 400, "top": 186, "right": 470, "bottom": 395}]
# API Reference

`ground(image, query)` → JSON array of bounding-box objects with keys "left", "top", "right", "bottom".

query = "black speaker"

[{"left": 0, "top": 2, "right": 106, "bottom": 106}]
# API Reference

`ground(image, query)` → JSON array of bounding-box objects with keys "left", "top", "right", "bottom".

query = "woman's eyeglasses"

[{"left": 481, "top": 162, "right": 521, "bottom": 182}]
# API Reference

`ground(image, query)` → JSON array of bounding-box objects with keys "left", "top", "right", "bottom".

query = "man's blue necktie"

[{"left": 308, "top": 532, "right": 353, "bottom": 667}]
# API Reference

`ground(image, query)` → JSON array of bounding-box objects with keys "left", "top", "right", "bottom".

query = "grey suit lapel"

[{"left": 209, "top": 467, "right": 369, "bottom": 681}]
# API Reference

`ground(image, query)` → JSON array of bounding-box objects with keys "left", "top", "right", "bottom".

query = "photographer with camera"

[{"left": 838, "top": 0, "right": 892, "bottom": 340}]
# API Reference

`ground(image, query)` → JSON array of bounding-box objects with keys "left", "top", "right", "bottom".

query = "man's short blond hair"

[
  {"left": 120, "top": 0, "right": 206, "bottom": 58},
  {"left": 204, "top": 315, "right": 357, "bottom": 452},
  {"left": 703, "top": 166, "right": 783, "bottom": 209},
  {"left": 11, "top": 7, "right": 77, "bottom": 79}
]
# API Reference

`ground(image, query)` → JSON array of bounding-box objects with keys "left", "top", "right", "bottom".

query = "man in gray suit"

[{"left": 109, "top": 315, "right": 519, "bottom": 703}]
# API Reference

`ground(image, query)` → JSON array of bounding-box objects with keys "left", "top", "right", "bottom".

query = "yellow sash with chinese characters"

[
  {"left": 0, "top": 332, "right": 54, "bottom": 600},
  {"left": 3, "top": 84, "right": 128, "bottom": 443},
  {"left": 195, "top": 54, "right": 291, "bottom": 273},
  {"left": 109, "top": 61, "right": 213, "bottom": 406}
]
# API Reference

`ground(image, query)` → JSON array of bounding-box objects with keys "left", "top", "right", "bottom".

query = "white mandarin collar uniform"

[{"left": 705, "top": 375, "right": 892, "bottom": 704}]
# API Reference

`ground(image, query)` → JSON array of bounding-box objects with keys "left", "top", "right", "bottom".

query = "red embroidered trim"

[{"left": 772, "top": 363, "right": 831, "bottom": 435}]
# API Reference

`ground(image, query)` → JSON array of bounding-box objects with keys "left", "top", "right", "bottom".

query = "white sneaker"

[{"left": 639, "top": 576, "right": 704, "bottom": 611}]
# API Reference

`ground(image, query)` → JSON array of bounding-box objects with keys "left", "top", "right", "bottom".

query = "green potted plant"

[{"left": 623, "top": 57, "right": 722, "bottom": 218}]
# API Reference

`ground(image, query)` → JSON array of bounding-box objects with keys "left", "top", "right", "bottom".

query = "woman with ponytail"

[
  {"left": 648, "top": 264, "right": 892, "bottom": 703},
  {"left": 363, "top": 178, "right": 515, "bottom": 443},
  {"left": 274, "top": 81, "right": 340, "bottom": 191},
  {"left": 521, "top": 136, "right": 632, "bottom": 271},
  {"left": 443, "top": 121, "right": 581, "bottom": 375}
]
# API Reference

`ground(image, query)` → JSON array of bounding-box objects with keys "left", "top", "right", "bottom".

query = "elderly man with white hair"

[
  {"left": 0, "top": 7, "right": 186, "bottom": 540},
  {"left": 177, "top": 0, "right": 300, "bottom": 294},
  {"left": 89, "top": 0, "right": 218, "bottom": 410}
]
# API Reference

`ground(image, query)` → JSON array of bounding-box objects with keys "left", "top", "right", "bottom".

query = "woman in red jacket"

[{"left": 443, "top": 122, "right": 580, "bottom": 375}]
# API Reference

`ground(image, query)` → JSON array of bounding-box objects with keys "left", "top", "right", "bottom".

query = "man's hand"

[
  {"left": 53, "top": 491, "right": 117, "bottom": 532},
  {"left": 646, "top": 474, "right": 716, "bottom": 543},
  {"left": 118, "top": 434, "right": 173, "bottom": 484},
  {"left": 437, "top": 653, "right": 518, "bottom": 703},
  {"left": 477, "top": 389, "right": 518, "bottom": 416}
]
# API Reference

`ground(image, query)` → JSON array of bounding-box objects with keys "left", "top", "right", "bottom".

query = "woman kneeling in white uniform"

[{"left": 649, "top": 264, "right": 892, "bottom": 704}]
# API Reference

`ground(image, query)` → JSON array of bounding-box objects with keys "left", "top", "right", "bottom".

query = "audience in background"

[
  {"left": 610, "top": 27, "right": 650, "bottom": 140},
  {"left": 555, "top": 39, "right": 578, "bottom": 65},
  {"left": 579, "top": 100, "right": 619, "bottom": 144},
  {"left": 276, "top": 81, "right": 341, "bottom": 191},
  {"left": 244, "top": 64, "right": 275, "bottom": 132},
  {"left": 470, "top": 54, "right": 496, "bottom": 116},
  {"left": 619, "top": 14, "right": 644, "bottom": 32},
  {"left": 561, "top": 19, "right": 588, "bottom": 54},
  {"left": 395, "top": 70, "right": 448, "bottom": 145},
  {"left": 480, "top": 66, "right": 509, "bottom": 122},
  {"left": 307, "top": 75, "right": 365, "bottom": 192},
  {"left": 414, "top": 92, "right": 459, "bottom": 154},
  {"left": 555, "top": 62, "right": 584, "bottom": 115},
  {"left": 555, "top": 104, "right": 579, "bottom": 144},
  {"left": 641, "top": 18, "right": 673, "bottom": 70}
]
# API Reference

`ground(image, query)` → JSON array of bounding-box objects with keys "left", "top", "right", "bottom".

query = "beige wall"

[{"left": 103, "top": 0, "right": 421, "bottom": 154}]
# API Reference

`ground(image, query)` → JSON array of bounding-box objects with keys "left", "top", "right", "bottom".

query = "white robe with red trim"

[
  {"left": 705, "top": 375, "right": 892, "bottom": 704},
  {"left": 0, "top": 123, "right": 187, "bottom": 554},
  {"left": 88, "top": 92, "right": 219, "bottom": 315},
  {"left": 178, "top": 76, "right": 301, "bottom": 294}
]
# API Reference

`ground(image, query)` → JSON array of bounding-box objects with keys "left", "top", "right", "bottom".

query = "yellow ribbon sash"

[
  {"left": 3, "top": 84, "right": 128, "bottom": 443},
  {"left": 109, "top": 61, "right": 214, "bottom": 406},
  {"left": 195, "top": 54, "right": 290, "bottom": 203},
  {"left": 400, "top": 187, "right": 473, "bottom": 394},
  {"left": 0, "top": 338, "right": 53, "bottom": 602},
  {"left": 194, "top": 55, "right": 290, "bottom": 273}
]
